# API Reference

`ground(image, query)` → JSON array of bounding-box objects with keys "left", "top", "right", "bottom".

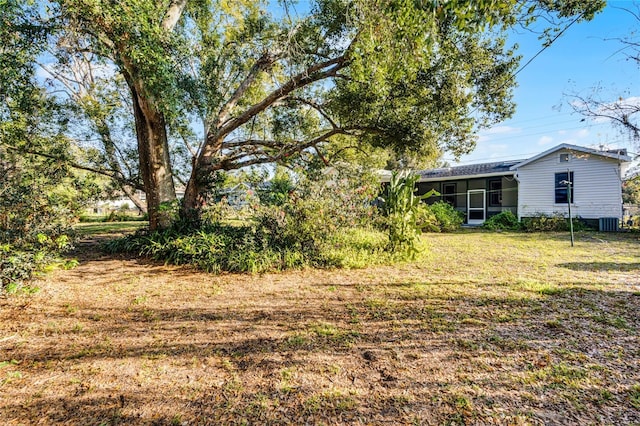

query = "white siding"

[{"left": 516, "top": 149, "right": 624, "bottom": 219}]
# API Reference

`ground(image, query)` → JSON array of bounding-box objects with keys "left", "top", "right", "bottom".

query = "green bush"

[
  {"left": 0, "top": 235, "right": 72, "bottom": 293},
  {"left": 415, "top": 203, "right": 440, "bottom": 233},
  {"left": 256, "top": 166, "right": 295, "bottom": 207},
  {"left": 483, "top": 211, "right": 521, "bottom": 231},
  {"left": 417, "top": 201, "right": 464, "bottom": 233},
  {"left": 521, "top": 213, "right": 588, "bottom": 232},
  {"left": 0, "top": 245, "right": 45, "bottom": 292},
  {"left": 104, "top": 211, "right": 147, "bottom": 222},
  {"left": 1, "top": 149, "right": 86, "bottom": 294}
]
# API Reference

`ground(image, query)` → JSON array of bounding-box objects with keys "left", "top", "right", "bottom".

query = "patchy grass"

[
  {"left": 0, "top": 230, "right": 639, "bottom": 424},
  {"left": 73, "top": 221, "right": 148, "bottom": 236}
]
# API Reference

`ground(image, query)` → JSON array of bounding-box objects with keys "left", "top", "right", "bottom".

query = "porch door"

[{"left": 467, "top": 189, "right": 486, "bottom": 225}]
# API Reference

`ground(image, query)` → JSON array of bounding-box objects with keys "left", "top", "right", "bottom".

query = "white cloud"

[
  {"left": 576, "top": 129, "right": 589, "bottom": 138},
  {"left": 484, "top": 126, "right": 521, "bottom": 135},
  {"left": 477, "top": 126, "right": 521, "bottom": 143},
  {"left": 613, "top": 96, "right": 640, "bottom": 107},
  {"left": 538, "top": 135, "right": 554, "bottom": 146},
  {"left": 550, "top": 129, "right": 588, "bottom": 144}
]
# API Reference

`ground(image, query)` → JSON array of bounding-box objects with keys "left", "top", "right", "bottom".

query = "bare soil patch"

[{"left": 1, "top": 231, "right": 639, "bottom": 425}]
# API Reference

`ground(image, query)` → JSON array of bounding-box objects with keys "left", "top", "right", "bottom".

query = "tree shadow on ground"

[
  {"left": 558, "top": 261, "right": 640, "bottom": 272},
  {"left": 2, "top": 279, "right": 639, "bottom": 425}
]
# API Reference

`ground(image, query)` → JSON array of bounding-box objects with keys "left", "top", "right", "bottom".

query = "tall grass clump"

[{"left": 380, "top": 172, "right": 436, "bottom": 254}]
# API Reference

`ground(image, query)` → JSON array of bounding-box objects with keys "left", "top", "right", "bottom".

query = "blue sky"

[{"left": 450, "top": 0, "right": 640, "bottom": 166}]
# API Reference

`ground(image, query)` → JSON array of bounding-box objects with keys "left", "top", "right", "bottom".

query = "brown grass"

[{"left": 1, "top": 230, "right": 639, "bottom": 425}]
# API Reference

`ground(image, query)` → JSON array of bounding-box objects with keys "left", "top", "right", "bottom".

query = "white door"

[{"left": 467, "top": 189, "right": 486, "bottom": 225}]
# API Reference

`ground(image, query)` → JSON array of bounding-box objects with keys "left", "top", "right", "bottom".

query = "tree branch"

[
  {"left": 215, "top": 51, "right": 280, "bottom": 130},
  {"left": 223, "top": 139, "right": 282, "bottom": 149},
  {"left": 217, "top": 127, "right": 357, "bottom": 170},
  {"left": 162, "top": 0, "right": 188, "bottom": 31},
  {"left": 5, "top": 145, "right": 144, "bottom": 190},
  {"left": 313, "top": 144, "right": 330, "bottom": 166},
  {"left": 572, "top": 95, "right": 640, "bottom": 139},
  {"left": 328, "top": 144, "right": 371, "bottom": 162},
  {"left": 288, "top": 97, "right": 338, "bottom": 129},
  {"left": 207, "top": 55, "right": 349, "bottom": 154}
]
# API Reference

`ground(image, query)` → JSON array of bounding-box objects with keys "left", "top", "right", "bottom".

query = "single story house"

[{"left": 400, "top": 144, "right": 631, "bottom": 227}]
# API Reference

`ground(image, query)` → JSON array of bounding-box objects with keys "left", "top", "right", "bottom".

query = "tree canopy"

[{"left": 1, "top": 0, "right": 605, "bottom": 229}]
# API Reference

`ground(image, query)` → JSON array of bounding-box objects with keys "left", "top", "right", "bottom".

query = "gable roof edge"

[{"left": 510, "top": 143, "right": 632, "bottom": 170}]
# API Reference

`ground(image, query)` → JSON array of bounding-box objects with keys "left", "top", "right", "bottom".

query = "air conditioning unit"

[{"left": 599, "top": 217, "right": 619, "bottom": 232}]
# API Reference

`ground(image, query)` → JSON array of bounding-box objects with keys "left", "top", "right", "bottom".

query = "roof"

[
  {"left": 416, "top": 160, "right": 521, "bottom": 182},
  {"left": 381, "top": 143, "right": 632, "bottom": 183},
  {"left": 510, "top": 143, "right": 632, "bottom": 170}
]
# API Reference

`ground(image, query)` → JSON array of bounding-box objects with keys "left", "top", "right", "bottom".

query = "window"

[
  {"left": 559, "top": 153, "right": 570, "bottom": 163},
  {"left": 442, "top": 183, "right": 456, "bottom": 207},
  {"left": 488, "top": 179, "right": 502, "bottom": 206},
  {"left": 555, "top": 172, "right": 574, "bottom": 204}
]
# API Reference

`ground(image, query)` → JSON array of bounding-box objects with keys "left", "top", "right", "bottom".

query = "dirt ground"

[{"left": 1, "top": 232, "right": 639, "bottom": 425}]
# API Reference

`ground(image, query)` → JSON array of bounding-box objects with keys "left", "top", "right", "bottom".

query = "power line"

[
  {"left": 477, "top": 123, "right": 609, "bottom": 145},
  {"left": 491, "top": 117, "right": 610, "bottom": 133},
  {"left": 444, "top": 137, "right": 637, "bottom": 165},
  {"left": 496, "top": 111, "right": 576, "bottom": 126},
  {"left": 444, "top": 11, "right": 593, "bottom": 153}
]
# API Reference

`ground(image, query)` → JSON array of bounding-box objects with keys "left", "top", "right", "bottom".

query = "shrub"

[
  {"left": 483, "top": 211, "right": 521, "bottom": 231},
  {"left": 1, "top": 149, "right": 85, "bottom": 294},
  {"left": 252, "top": 165, "right": 381, "bottom": 258},
  {"left": 521, "top": 213, "right": 588, "bottom": 232},
  {"left": 256, "top": 166, "right": 295, "bottom": 207},
  {"left": 417, "top": 201, "right": 464, "bottom": 233},
  {"left": 319, "top": 227, "right": 390, "bottom": 268},
  {"left": 104, "top": 211, "right": 147, "bottom": 222},
  {"left": 0, "top": 246, "right": 45, "bottom": 293},
  {"left": 0, "top": 235, "right": 72, "bottom": 293},
  {"left": 415, "top": 203, "right": 440, "bottom": 233},
  {"left": 105, "top": 221, "right": 391, "bottom": 274},
  {"left": 201, "top": 201, "right": 239, "bottom": 224}
]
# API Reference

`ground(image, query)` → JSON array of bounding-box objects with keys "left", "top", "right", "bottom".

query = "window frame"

[
  {"left": 488, "top": 178, "right": 502, "bottom": 207},
  {"left": 442, "top": 183, "right": 456, "bottom": 207},
  {"left": 554, "top": 171, "right": 574, "bottom": 204}
]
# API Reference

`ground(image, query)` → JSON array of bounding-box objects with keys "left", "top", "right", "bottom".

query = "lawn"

[
  {"left": 0, "top": 230, "right": 639, "bottom": 424},
  {"left": 73, "top": 221, "right": 149, "bottom": 236}
]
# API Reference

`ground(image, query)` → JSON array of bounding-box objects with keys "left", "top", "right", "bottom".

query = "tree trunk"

[
  {"left": 121, "top": 184, "right": 147, "bottom": 214},
  {"left": 129, "top": 86, "right": 176, "bottom": 230},
  {"left": 181, "top": 155, "right": 215, "bottom": 224}
]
